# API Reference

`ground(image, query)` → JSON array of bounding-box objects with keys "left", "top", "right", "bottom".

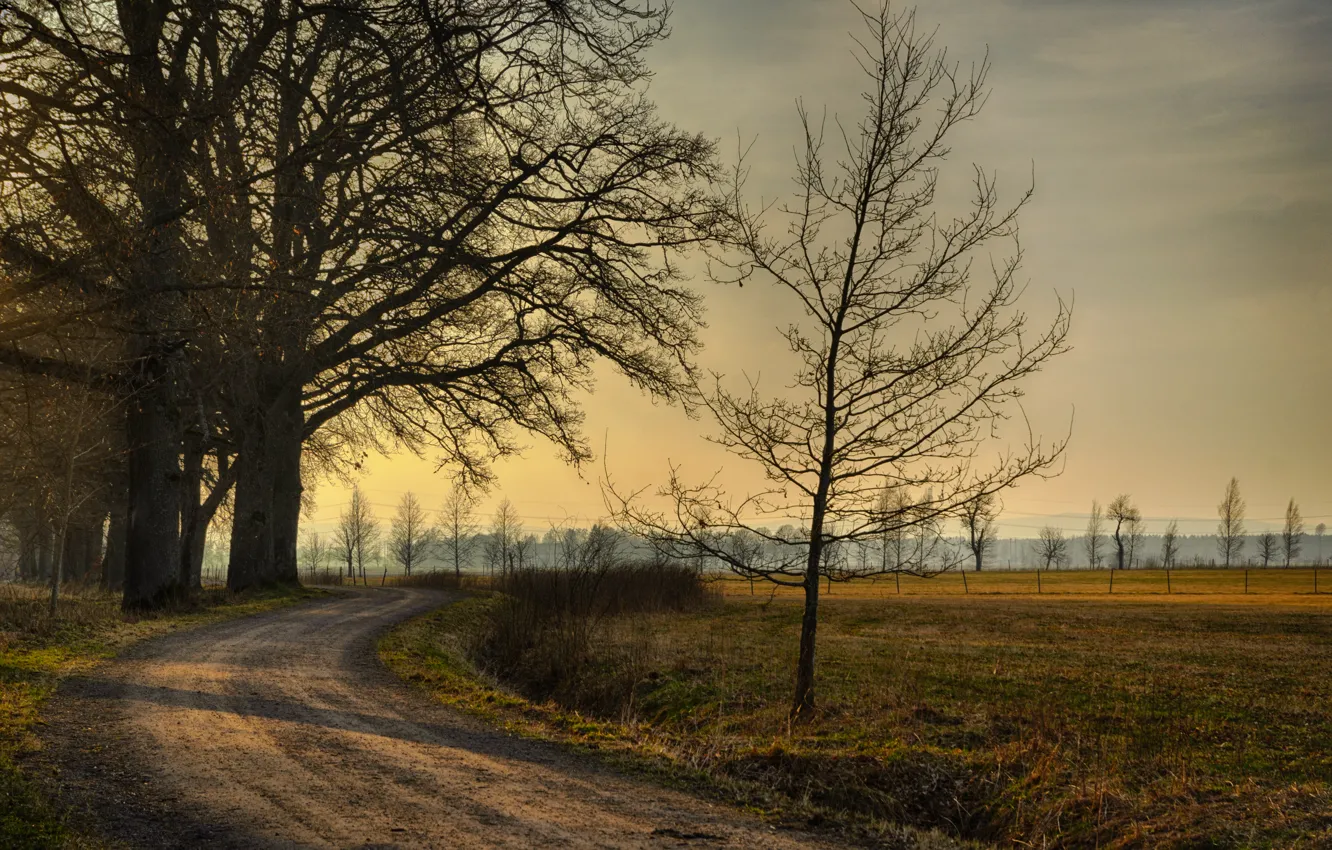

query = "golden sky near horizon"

[{"left": 306, "top": 0, "right": 1332, "bottom": 540}]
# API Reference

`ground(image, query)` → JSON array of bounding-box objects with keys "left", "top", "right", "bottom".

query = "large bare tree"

[
  {"left": 612, "top": 4, "right": 1070, "bottom": 719},
  {"left": 0, "top": 0, "right": 722, "bottom": 607},
  {"left": 1217, "top": 477, "right": 1246, "bottom": 568}
]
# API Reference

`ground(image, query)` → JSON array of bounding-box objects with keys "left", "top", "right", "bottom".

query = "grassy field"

[
  {"left": 389, "top": 579, "right": 1332, "bottom": 849},
  {"left": 0, "top": 581, "right": 319, "bottom": 848},
  {"left": 720, "top": 566, "right": 1331, "bottom": 599}
]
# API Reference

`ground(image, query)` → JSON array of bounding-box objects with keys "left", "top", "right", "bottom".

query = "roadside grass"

[
  {"left": 386, "top": 587, "right": 1332, "bottom": 848},
  {"left": 0, "top": 581, "right": 321, "bottom": 848}
]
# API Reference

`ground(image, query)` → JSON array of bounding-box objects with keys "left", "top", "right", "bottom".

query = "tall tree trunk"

[
  {"left": 268, "top": 388, "right": 304, "bottom": 585},
  {"left": 228, "top": 431, "right": 272, "bottom": 592},
  {"left": 123, "top": 372, "right": 184, "bottom": 610}
]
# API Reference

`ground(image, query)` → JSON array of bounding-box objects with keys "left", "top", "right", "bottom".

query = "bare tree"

[
  {"left": 611, "top": 4, "right": 1070, "bottom": 719},
  {"left": 1126, "top": 514, "right": 1147, "bottom": 570},
  {"left": 335, "top": 486, "right": 380, "bottom": 585},
  {"left": 1160, "top": 520, "right": 1180, "bottom": 569},
  {"left": 1217, "top": 477, "right": 1246, "bottom": 568},
  {"left": 1107, "top": 495, "right": 1140, "bottom": 570},
  {"left": 1256, "top": 532, "right": 1277, "bottom": 568},
  {"left": 390, "top": 492, "right": 434, "bottom": 577},
  {"left": 439, "top": 484, "right": 479, "bottom": 580},
  {"left": 486, "top": 499, "right": 522, "bottom": 579},
  {"left": 300, "top": 531, "right": 329, "bottom": 582},
  {"left": 1282, "top": 498, "right": 1304, "bottom": 567},
  {"left": 1084, "top": 500, "right": 1106, "bottom": 569},
  {"left": 960, "top": 493, "right": 1000, "bottom": 572},
  {"left": 1034, "top": 526, "right": 1068, "bottom": 570}
]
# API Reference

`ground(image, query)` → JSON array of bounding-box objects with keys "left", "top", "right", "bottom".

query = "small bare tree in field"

[
  {"left": 1160, "top": 520, "right": 1180, "bottom": 569},
  {"left": 610, "top": 4, "right": 1070, "bottom": 719},
  {"left": 1034, "top": 526, "right": 1068, "bottom": 570},
  {"left": 1126, "top": 514, "right": 1147, "bottom": 569},
  {"left": 1084, "top": 500, "right": 1105, "bottom": 569},
  {"left": 1316, "top": 522, "right": 1326, "bottom": 565},
  {"left": 1107, "top": 495, "right": 1140, "bottom": 570},
  {"left": 301, "top": 531, "right": 329, "bottom": 582},
  {"left": 487, "top": 499, "right": 522, "bottom": 578},
  {"left": 390, "top": 492, "right": 435, "bottom": 577},
  {"left": 1256, "top": 532, "right": 1277, "bottom": 568},
  {"left": 1282, "top": 499, "right": 1303, "bottom": 567},
  {"left": 439, "top": 484, "right": 479, "bottom": 579},
  {"left": 336, "top": 486, "right": 380, "bottom": 585},
  {"left": 1217, "top": 477, "right": 1246, "bottom": 568},
  {"left": 960, "top": 493, "right": 1000, "bottom": 572}
]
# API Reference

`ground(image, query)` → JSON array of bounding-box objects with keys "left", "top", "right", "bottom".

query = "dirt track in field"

[{"left": 40, "top": 587, "right": 839, "bottom": 849}]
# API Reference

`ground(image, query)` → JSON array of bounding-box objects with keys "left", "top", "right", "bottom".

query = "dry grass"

[
  {"left": 391, "top": 583, "right": 1332, "bottom": 848},
  {"left": 717, "top": 567, "right": 1330, "bottom": 600}
]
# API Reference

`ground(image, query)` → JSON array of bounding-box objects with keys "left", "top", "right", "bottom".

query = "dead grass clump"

[
  {"left": 478, "top": 561, "right": 713, "bottom": 713},
  {"left": 394, "top": 571, "right": 482, "bottom": 591}
]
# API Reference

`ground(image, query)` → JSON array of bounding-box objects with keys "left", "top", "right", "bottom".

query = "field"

[
  {"left": 719, "top": 566, "right": 1330, "bottom": 599},
  {"left": 389, "top": 572, "right": 1332, "bottom": 848}
]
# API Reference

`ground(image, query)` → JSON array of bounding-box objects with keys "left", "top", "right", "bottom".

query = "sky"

[{"left": 308, "top": 0, "right": 1332, "bottom": 541}]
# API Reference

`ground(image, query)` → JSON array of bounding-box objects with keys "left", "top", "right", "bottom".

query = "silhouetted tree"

[
  {"left": 1160, "top": 520, "right": 1180, "bottom": 569},
  {"left": 335, "top": 486, "right": 379, "bottom": 585},
  {"left": 1034, "top": 526, "right": 1068, "bottom": 570},
  {"left": 1107, "top": 494, "right": 1139, "bottom": 570},
  {"left": 1084, "top": 500, "right": 1106, "bottom": 569},
  {"left": 1217, "top": 477, "right": 1246, "bottom": 568},
  {"left": 1256, "top": 532, "right": 1277, "bottom": 568},
  {"left": 439, "top": 484, "right": 479, "bottom": 580},
  {"left": 960, "top": 493, "right": 999, "bottom": 572},
  {"left": 486, "top": 499, "right": 522, "bottom": 578},
  {"left": 611, "top": 3, "right": 1070, "bottom": 720},
  {"left": 390, "top": 492, "right": 435, "bottom": 577},
  {"left": 1282, "top": 499, "right": 1304, "bottom": 567}
]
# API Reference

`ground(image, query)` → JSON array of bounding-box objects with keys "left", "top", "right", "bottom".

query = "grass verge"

[
  {"left": 384, "top": 590, "right": 1332, "bottom": 849},
  {"left": 380, "top": 594, "right": 971, "bottom": 849},
  {"left": 0, "top": 582, "right": 322, "bottom": 848}
]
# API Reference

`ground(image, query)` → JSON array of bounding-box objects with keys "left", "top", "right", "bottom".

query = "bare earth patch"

[{"left": 35, "top": 587, "right": 840, "bottom": 849}]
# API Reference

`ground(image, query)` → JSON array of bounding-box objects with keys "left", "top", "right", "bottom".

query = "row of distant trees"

[
  {"left": 298, "top": 485, "right": 635, "bottom": 583},
  {"left": 1028, "top": 478, "right": 1317, "bottom": 570}
]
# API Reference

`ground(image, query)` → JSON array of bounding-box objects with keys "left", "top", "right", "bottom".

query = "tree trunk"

[
  {"left": 123, "top": 374, "right": 184, "bottom": 610},
  {"left": 792, "top": 537, "right": 822, "bottom": 721},
  {"left": 228, "top": 431, "right": 272, "bottom": 592},
  {"left": 104, "top": 504, "right": 128, "bottom": 591},
  {"left": 228, "top": 385, "right": 303, "bottom": 590},
  {"left": 268, "top": 389, "right": 304, "bottom": 585}
]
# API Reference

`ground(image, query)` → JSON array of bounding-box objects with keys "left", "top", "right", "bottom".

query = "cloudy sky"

[{"left": 320, "top": 0, "right": 1332, "bottom": 539}]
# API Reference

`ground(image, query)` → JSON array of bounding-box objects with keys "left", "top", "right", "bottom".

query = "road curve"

[{"left": 41, "top": 587, "right": 837, "bottom": 849}]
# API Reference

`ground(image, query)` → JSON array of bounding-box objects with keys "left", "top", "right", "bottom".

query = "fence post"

[
  {"left": 1244, "top": 569, "right": 1248, "bottom": 594},
  {"left": 1109, "top": 568, "right": 1114, "bottom": 594},
  {"left": 1037, "top": 568, "right": 1042, "bottom": 594},
  {"left": 895, "top": 571, "right": 901, "bottom": 595},
  {"left": 961, "top": 570, "right": 969, "bottom": 595},
  {"left": 1315, "top": 567, "right": 1319, "bottom": 595}
]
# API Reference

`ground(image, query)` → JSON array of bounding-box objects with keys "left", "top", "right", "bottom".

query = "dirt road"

[{"left": 42, "top": 588, "right": 838, "bottom": 849}]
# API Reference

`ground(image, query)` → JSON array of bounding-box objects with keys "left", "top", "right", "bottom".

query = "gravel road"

[{"left": 41, "top": 587, "right": 838, "bottom": 849}]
